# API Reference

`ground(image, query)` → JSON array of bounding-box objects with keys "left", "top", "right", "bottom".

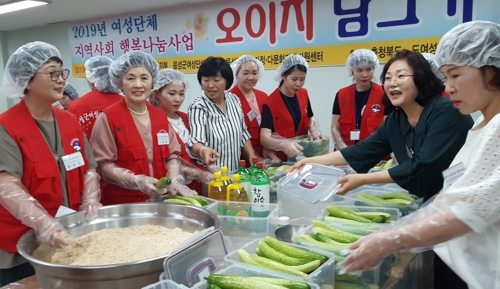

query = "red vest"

[
  {"left": 68, "top": 90, "right": 123, "bottom": 139},
  {"left": 338, "top": 84, "right": 385, "bottom": 146},
  {"left": 265, "top": 87, "right": 311, "bottom": 161},
  {"left": 229, "top": 86, "right": 268, "bottom": 156},
  {"left": 100, "top": 99, "right": 171, "bottom": 205},
  {"left": 442, "top": 91, "right": 450, "bottom": 98},
  {"left": 178, "top": 111, "right": 189, "bottom": 131},
  {"left": 0, "top": 100, "right": 88, "bottom": 253}
]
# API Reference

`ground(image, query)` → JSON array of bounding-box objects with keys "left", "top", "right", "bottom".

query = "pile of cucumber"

[
  {"left": 205, "top": 274, "right": 312, "bottom": 289},
  {"left": 162, "top": 195, "right": 210, "bottom": 207},
  {"left": 355, "top": 192, "right": 419, "bottom": 210},
  {"left": 238, "top": 236, "right": 329, "bottom": 277},
  {"left": 324, "top": 206, "right": 393, "bottom": 224}
]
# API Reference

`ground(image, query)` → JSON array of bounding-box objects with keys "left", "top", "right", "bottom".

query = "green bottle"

[
  {"left": 250, "top": 162, "right": 270, "bottom": 233},
  {"left": 234, "top": 160, "right": 251, "bottom": 200},
  {"left": 248, "top": 157, "right": 259, "bottom": 175}
]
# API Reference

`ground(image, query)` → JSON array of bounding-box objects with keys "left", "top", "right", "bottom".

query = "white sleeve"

[{"left": 445, "top": 114, "right": 500, "bottom": 233}]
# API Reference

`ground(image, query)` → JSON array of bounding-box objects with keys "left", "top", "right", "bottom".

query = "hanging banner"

[{"left": 68, "top": 0, "right": 499, "bottom": 76}]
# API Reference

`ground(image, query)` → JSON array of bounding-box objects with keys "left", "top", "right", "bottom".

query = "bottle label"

[
  {"left": 228, "top": 209, "right": 249, "bottom": 225},
  {"left": 251, "top": 184, "right": 270, "bottom": 212}
]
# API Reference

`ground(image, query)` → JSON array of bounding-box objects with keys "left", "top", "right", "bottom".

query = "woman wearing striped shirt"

[{"left": 187, "top": 57, "right": 257, "bottom": 171}]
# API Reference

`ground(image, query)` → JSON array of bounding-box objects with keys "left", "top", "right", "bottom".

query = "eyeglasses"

[
  {"left": 383, "top": 74, "right": 414, "bottom": 86},
  {"left": 37, "top": 69, "right": 70, "bottom": 81}
]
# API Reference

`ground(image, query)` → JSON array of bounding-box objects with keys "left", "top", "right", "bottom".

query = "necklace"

[{"left": 127, "top": 106, "right": 148, "bottom": 116}]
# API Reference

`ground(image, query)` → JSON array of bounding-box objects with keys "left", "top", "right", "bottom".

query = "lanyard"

[
  {"left": 280, "top": 90, "right": 299, "bottom": 132},
  {"left": 354, "top": 87, "right": 371, "bottom": 129}
]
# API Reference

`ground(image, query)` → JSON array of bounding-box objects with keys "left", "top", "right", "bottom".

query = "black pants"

[
  {"left": 434, "top": 254, "right": 468, "bottom": 289},
  {"left": 0, "top": 262, "right": 35, "bottom": 286}
]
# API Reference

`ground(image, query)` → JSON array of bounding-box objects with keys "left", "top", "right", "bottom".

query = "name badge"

[
  {"left": 61, "top": 152, "right": 85, "bottom": 171},
  {"left": 157, "top": 133, "right": 170, "bottom": 145},
  {"left": 350, "top": 130, "right": 360, "bottom": 141},
  {"left": 442, "top": 162, "right": 466, "bottom": 192},
  {"left": 247, "top": 110, "right": 256, "bottom": 122}
]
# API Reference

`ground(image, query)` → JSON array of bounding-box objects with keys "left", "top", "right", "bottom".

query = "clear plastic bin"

[
  {"left": 317, "top": 205, "right": 401, "bottom": 230},
  {"left": 142, "top": 280, "right": 189, "bottom": 289},
  {"left": 224, "top": 238, "right": 336, "bottom": 287},
  {"left": 277, "top": 164, "right": 345, "bottom": 223},
  {"left": 216, "top": 201, "right": 280, "bottom": 249},
  {"left": 343, "top": 187, "right": 422, "bottom": 215},
  {"left": 291, "top": 225, "right": 394, "bottom": 288},
  {"left": 192, "top": 264, "right": 320, "bottom": 289}
]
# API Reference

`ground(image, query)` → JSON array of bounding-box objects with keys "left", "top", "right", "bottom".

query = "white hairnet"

[
  {"left": 274, "top": 54, "right": 309, "bottom": 82},
  {"left": 63, "top": 83, "right": 79, "bottom": 100},
  {"left": 435, "top": 20, "right": 500, "bottom": 69},
  {"left": 109, "top": 51, "right": 159, "bottom": 91},
  {"left": 85, "top": 56, "right": 120, "bottom": 93},
  {"left": 152, "top": 68, "right": 188, "bottom": 92},
  {"left": 231, "top": 55, "right": 265, "bottom": 86},
  {"left": 345, "top": 49, "right": 379, "bottom": 76},
  {"left": 421, "top": 53, "right": 445, "bottom": 83},
  {"left": 1, "top": 41, "right": 61, "bottom": 99}
]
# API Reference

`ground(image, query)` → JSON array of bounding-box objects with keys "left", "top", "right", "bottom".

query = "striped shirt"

[{"left": 187, "top": 91, "right": 251, "bottom": 171}]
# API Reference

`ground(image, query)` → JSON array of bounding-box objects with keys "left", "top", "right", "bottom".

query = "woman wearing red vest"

[
  {"left": 229, "top": 55, "right": 268, "bottom": 157},
  {"left": 91, "top": 51, "right": 195, "bottom": 206},
  {"left": 0, "top": 42, "right": 101, "bottom": 286},
  {"left": 68, "top": 56, "right": 123, "bottom": 139},
  {"left": 331, "top": 49, "right": 390, "bottom": 150},
  {"left": 149, "top": 68, "right": 213, "bottom": 192},
  {"left": 260, "top": 54, "right": 327, "bottom": 162}
]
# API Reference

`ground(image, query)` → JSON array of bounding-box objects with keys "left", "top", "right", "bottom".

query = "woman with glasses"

[
  {"left": 0, "top": 42, "right": 101, "bottom": 285},
  {"left": 91, "top": 51, "right": 195, "bottom": 206},
  {"left": 288, "top": 49, "right": 473, "bottom": 202},
  {"left": 331, "top": 49, "right": 391, "bottom": 150}
]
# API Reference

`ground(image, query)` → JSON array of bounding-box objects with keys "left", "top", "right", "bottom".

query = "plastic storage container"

[
  {"left": 317, "top": 205, "right": 401, "bottom": 230},
  {"left": 277, "top": 164, "right": 345, "bottom": 222},
  {"left": 163, "top": 229, "right": 228, "bottom": 287},
  {"left": 192, "top": 264, "right": 321, "bottom": 289},
  {"left": 216, "top": 201, "right": 280, "bottom": 249},
  {"left": 224, "top": 238, "right": 336, "bottom": 287},
  {"left": 293, "top": 135, "right": 330, "bottom": 157},
  {"left": 142, "top": 279, "right": 189, "bottom": 289},
  {"left": 343, "top": 186, "right": 423, "bottom": 215}
]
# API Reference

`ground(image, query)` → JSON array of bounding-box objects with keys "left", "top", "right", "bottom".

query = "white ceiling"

[{"left": 0, "top": 0, "right": 214, "bottom": 32}]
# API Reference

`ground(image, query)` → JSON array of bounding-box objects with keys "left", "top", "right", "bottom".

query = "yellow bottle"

[
  {"left": 208, "top": 172, "right": 226, "bottom": 215},
  {"left": 221, "top": 166, "right": 232, "bottom": 193},
  {"left": 226, "top": 174, "right": 249, "bottom": 231}
]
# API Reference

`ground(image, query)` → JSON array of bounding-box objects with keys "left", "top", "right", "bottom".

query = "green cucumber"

[
  {"left": 191, "top": 195, "right": 210, "bottom": 206},
  {"left": 326, "top": 206, "right": 373, "bottom": 223},
  {"left": 255, "top": 247, "right": 265, "bottom": 257},
  {"left": 293, "top": 235, "right": 344, "bottom": 254},
  {"left": 312, "top": 233, "right": 350, "bottom": 247},
  {"left": 335, "top": 273, "right": 361, "bottom": 282},
  {"left": 206, "top": 275, "right": 288, "bottom": 289},
  {"left": 312, "top": 220, "right": 362, "bottom": 242},
  {"left": 264, "top": 236, "right": 328, "bottom": 264},
  {"left": 163, "top": 199, "right": 191, "bottom": 205},
  {"left": 356, "top": 194, "right": 405, "bottom": 208},
  {"left": 155, "top": 177, "right": 171, "bottom": 189},
  {"left": 371, "top": 215, "right": 388, "bottom": 223},
  {"left": 247, "top": 277, "right": 311, "bottom": 289},
  {"left": 355, "top": 212, "right": 392, "bottom": 219},
  {"left": 324, "top": 216, "right": 358, "bottom": 223},
  {"left": 335, "top": 255, "right": 346, "bottom": 263},
  {"left": 290, "top": 259, "right": 321, "bottom": 273},
  {"left": 207, "top": 284, "right": 222, "bottom": 289},
  {"left": 252, "top": 256, "right": 309, "bottom": 277},
  {"left": 167, "top": 195, "right": 202, "bottom": 207},
  {"left": 258, "top": 241, "right": 311, "bottom": 266},
  {"left": 238, "top": 249, "right": 260, "bottom": 266},
  {"left": 379, "top": 193, "right": 415, "bottom": 202},
  {"left": 311, "top": 227, "right": 356, "bottom": 244},
  {"left": 384, "top": 198, "right": 412, "bottom": 205}
]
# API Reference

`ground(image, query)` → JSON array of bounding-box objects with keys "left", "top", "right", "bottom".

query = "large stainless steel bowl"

[{"left": 17, "top": 203, "right": 219, "bottom": 289}]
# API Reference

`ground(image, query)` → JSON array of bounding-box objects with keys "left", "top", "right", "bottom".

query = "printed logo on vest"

[
  {"left": 70, "top": 138, "right": 81, "bottom": 152},
  {"left": 158, "top": 129, "right": 167, "bottom": 133},
  {"left": 372, "top": 104, "right": 381, "bottom": 113}
]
